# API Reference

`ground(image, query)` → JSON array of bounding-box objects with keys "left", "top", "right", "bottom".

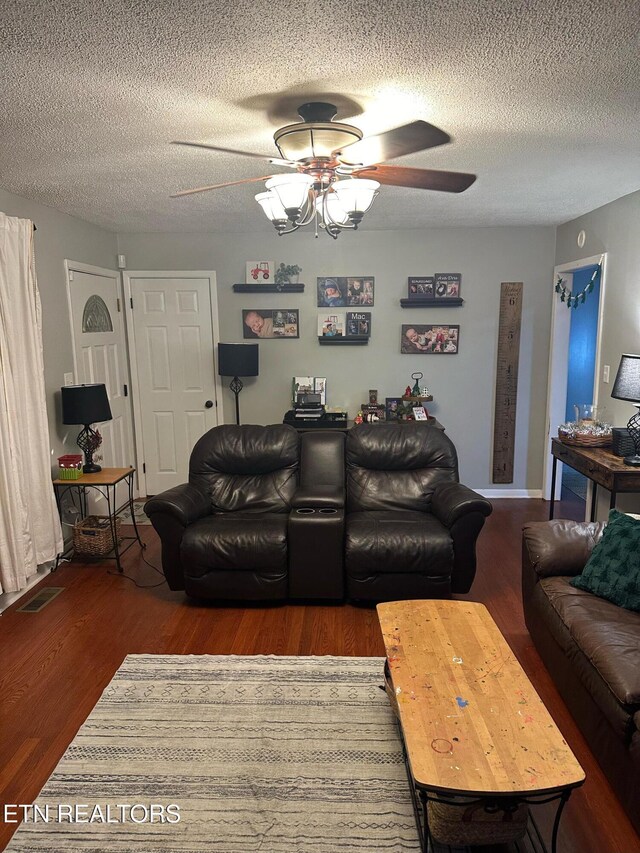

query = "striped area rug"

[{"left": 6, "top": 655, "right": 421, "bottom": 852}]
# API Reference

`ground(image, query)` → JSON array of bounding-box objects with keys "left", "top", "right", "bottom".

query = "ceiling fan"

[{"left": 172, "top": 102, "right": 476, "bottom": 237}]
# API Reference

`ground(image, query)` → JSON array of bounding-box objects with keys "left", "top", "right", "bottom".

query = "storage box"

[
  {"left": 58, "top": 454, "right": 83, "bottom": 479},
  {"left": 612, "top": 427, "right": 635, "bottom": 457},
  {"left": 73, "top": 515, "right": 120, "bottom": 556}
]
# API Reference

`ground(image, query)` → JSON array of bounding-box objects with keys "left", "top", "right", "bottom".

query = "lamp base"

[
  {"left": 622, "top": 454, "right": 640, "bottom": 467},
  {"left": 83, "top": 460, "right": 102, "bottom": 474}
]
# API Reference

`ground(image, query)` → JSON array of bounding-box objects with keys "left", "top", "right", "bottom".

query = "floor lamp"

[
  {"left": 217, "top": 343, "right": 259, "bottom": 425},
  {"left": 611, "top": 353, "right": 640, "bottom": 466}
]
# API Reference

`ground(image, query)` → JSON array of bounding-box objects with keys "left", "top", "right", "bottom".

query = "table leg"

[
  {"left": 589, "top": 482, "right": 598, "bottom": 522},
  {"left": 551, "top": 790, "right": 571, "bottom": 853},
  {"left": 127, "top": 471, "right": 145, "bottom": 549},
  {"left": 549, "top": 456, "right": 558, "bottom": 519},
  {"left": 106, "top": 484, "right": 123, "bottom": 572}
]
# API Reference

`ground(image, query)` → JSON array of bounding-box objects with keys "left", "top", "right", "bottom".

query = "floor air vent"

[{"left": 16, "top": 587, "right": 64, "bottom": 612}]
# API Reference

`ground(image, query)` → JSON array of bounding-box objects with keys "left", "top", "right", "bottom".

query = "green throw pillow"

[{"left": 571, "top": 509, "right": 640, "bottom": 611}]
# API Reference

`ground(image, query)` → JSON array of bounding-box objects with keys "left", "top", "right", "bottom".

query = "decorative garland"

[{"left": 554, "top": 260, "right": 602, "bottom": 308}]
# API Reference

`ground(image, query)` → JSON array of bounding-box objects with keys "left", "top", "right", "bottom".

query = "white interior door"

[
  {"left": 124, "top": 270, "right": 221, "bottom": 496},
  {"left": 66, "top": 261, "right": 135, "bottom": 473}
]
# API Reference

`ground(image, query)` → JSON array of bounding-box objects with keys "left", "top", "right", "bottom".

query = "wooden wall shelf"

[
  {"left": 400, "top": 297, "right": 464, "bottom": 308},
  {"left": 233, "top": 283, "right": 305, "bottom": 293},
  {"left": 401, "top": 395, "right": 434, "bottom": 403},
  {"left": 318, "top": 336, "right": 369, "bottom": 345}
]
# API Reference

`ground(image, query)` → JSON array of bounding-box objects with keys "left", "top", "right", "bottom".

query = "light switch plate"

[
  {"left": 64, "top": 372, "right": 74, "bottom": 386},
  {"left": 603, "top": 365, "right": 610, "bottom": 383}
]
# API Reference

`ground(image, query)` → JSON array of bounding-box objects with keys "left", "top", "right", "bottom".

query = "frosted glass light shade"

[
  {"left": 255, "top": 191, "right": 287, "bottom": 223},
  {"left": 331, "top": 178, "right": 380, "bottom": 214},
  {"left": 317, "top": 191, "right": 350, "bottom": 225},
  {"left": 265, "top": 174, "right": 314, "bottom": 212}
]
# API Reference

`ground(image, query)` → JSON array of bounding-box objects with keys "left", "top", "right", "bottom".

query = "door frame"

[
  {"left": 64, "top": 258, "right": 136, "bottom": 470},
  {"left": 123, "top": 270, "right": 222, "bottom": 497},
  {"left": 542, "top": 252, "right": 607, "bottom": 506}
]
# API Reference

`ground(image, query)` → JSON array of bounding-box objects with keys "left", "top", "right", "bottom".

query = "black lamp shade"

[
  {"left": 218, "top": 343, "right": 259, "bottom": 377},
  {"left": 611, "top": 354, "right": 640, "bottom": 403},
  {"left": 62, "top": 384, "right": 112, "bottom": 425}
]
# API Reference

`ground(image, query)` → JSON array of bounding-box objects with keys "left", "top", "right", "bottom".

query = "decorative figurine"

[
  {"left": 404, "top": 385, "right": 412, "bottom": 398},
  {"left": 354, "top": 411, "right": 364, "bottom": 425},
  {"left": 421, "top": 385, "right": 431, "bottom": 397},
  {"left": 411, "top": 371, "right": 423, "bottom": 397}
]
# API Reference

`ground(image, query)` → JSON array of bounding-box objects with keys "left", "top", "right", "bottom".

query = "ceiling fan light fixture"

[
  {"left": 331, "top": 178, "right": 380, "bottom": 225},
  {"left": 255, "top": 191, "right": 288, "bottom": 227},
  {"left": 265, "top": 173, "right": 314, "bottom": 220}
]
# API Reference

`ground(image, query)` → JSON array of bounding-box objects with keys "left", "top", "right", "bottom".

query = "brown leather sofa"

[
  {"left": 522, "top": 519, "right": 640, "bottom": 834},
  {"left": 145, "top": 422, "right": 492, "bottom": 604}
]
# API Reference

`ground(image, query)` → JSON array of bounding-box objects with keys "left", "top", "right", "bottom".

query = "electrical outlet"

[
  {"left": 603, "top": 365, "right": 610, "bottom": 383},
  {"left": 64, "top": 372, "right": 74, "bottom": 386}
]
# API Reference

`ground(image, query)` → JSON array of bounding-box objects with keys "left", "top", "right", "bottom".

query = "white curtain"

[{"left": 0, "top": 213, "right": 63, "bottom": 593}]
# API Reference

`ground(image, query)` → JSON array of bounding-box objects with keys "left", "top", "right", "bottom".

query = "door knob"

[{"left": 205, "top": 400, "right": 213, "bottom": 409}]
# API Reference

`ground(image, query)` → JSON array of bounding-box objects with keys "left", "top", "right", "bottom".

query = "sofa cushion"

[
  {"left": 181, "top": 513, "right": 288, "bottom": 577},
  {"left": 346, "top": 423, "right": 458, "bottom": 512},
  {"left": 189, "top": 424, "right": 299, "bottom": 513},
  {"left": 541, "top": 575, "right": 640, "bottom": 710},
  {"left": 345, "top": 510, "right": 453, "bottom": 578},
  {"left": 571, "top": 510, "right": 640, "bottom": 611}
]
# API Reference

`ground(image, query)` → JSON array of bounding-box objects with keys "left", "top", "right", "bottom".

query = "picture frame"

[
  {"left": 360, "top": 404, "right": 386, "bottom": 422},
  {"left": 346, "top": 311, "right": 371, "bottom": 337},
  {"left": 412, "top": 406, "right": 429, "bottom": 420},
  {"left": 293, "top": 377, "right": 326, "bottom": 405},
  {"left": 385, "top": 397, "right": 404, "bottom": 421},
  {"left": 317, "top": 276, "right": 374, "bottom": 307},
  {"left": 245, "top": 261, "right": 275, "bottom": 284},
  {"left": 401, "top": 324, "right": 460, "bottom": 354},
  {"left": 318, "top": 312, "right": 346, "bottom": 337},
  {"left": 434, "top": 273, "right": 461, "bottom": 298},
  {"left": 243, "top": 309, "right": 299, "bottom": 339},
  {"left": 408, "top": 276, "right": 435, "bottom": 298}
]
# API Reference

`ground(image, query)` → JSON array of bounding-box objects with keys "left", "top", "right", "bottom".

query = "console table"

[
  {"left": 53, "top": 467, "right": 144, "bottom": 572},
  {"left": 549, "top": 438, "right": 640, "bottom": 521}
]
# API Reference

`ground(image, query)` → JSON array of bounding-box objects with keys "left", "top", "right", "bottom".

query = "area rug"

[
  {"left": 117, "top": 499, "right": 151, "bottom": 525},
  {"left": 6, "top": 655, "right": 421, "bottom": 852}
]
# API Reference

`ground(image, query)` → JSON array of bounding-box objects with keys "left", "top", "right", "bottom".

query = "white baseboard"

[
  {"left": 0, "top": 564, "right": 53, "bottom": 615},
  {"left": 476, "top": 489, "right": 544, "bottom": 499}
]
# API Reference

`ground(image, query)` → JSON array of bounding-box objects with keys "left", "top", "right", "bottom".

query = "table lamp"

[
  {"left": 61, "top": 383, "right": 112, "bottom": 473},
  {"left": 217, "top": 343, "right": 259, "bottom": 425},
  {"left": 611, "top": 353, "right": 640, "bottom": 466}
]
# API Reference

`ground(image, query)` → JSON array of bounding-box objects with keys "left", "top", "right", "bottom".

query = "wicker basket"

[
  {"left": 73, "top": 515, "right": 120, "bottom": 556},
  {"left": 427, "top": 798, "right": 529, "bottom": 846},
  {"left": 557, "top": 431, "right": 612, "bottom": 447}
]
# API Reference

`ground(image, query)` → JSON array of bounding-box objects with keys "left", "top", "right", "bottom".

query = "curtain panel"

[{"left": 0, "top": 212, "right": 63, "bottom": 593}]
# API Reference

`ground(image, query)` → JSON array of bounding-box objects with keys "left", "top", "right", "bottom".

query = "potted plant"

[{"left": 275, "top": 263, "right": 302, "bottom": 285}]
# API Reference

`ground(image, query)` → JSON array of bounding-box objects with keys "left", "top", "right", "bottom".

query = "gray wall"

[
  {"left": 556, "top": 189, "right": 640, "bottom": 514},
  {"left": 117, "top": 226, "right": 556, "bottom": 491},
  {"left": 556, "top": 189, "right": 640, "bottom": 429},
  {"left": 0, "top": 188, "right": 118, "bottom": 466}
]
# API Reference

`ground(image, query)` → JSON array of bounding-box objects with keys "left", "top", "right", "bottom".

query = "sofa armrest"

[
  {"left": 144, "top": 483, "right": 210, "bottom": 526},
  {"left": 431, "top": 482, "right": 493, "bottom": 528},
  {"left": 291, "top": 485, "right": 345, "bottom": 510},
  {"left": 522, "top": 520, "right": 605, "bottom": 579}
]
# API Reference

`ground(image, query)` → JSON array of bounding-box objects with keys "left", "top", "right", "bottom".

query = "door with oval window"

[{"left": 65, "top": 261, "right": 135, "bottom": 478}]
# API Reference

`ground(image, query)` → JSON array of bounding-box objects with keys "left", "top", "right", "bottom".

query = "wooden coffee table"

[{"left": 377, "top": 600, "right": 585, "bottom": 853}]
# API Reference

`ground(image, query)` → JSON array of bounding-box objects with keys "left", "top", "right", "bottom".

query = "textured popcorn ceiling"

[{"left": 1, "top": 0, "right": 639, "bottom": 233}]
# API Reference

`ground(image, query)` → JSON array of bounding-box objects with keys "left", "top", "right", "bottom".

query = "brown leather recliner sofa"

[
  {"left": 145, "top": 422, "right": 492, "bottom": 603},
  {"left": 522, "top": 519, "right": 640, "bottom": 834}
]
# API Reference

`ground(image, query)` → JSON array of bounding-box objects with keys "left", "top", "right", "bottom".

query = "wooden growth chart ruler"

[{"left": 492, "top": 282, "right": 523, "bottom": 483}]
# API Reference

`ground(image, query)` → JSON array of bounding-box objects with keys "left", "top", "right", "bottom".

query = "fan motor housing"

[{"left": 274, "top": 102, "right": 362, "bottom": 164}]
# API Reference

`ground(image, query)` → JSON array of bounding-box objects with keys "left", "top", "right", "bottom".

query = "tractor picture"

[{"left": 250, "top": 262, "right": 270, "bottom": 281}]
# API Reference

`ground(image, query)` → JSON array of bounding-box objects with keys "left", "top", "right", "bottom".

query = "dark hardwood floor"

[{"left": 1, "top": 496, "right": 638, "bottom": 853}]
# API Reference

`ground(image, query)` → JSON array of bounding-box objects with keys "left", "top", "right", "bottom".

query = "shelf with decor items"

[
  {"left": 232, "top": 283, "right": 305, "bottom": 293},
  {"left": 400, "top": 297, "right": 464, "bottom": 307},
  {"left": 401, "top": 395, "right": 434, "bottom": 403},
  {"left": 318, "top": 336, "right": 369, "bottom": 345}
]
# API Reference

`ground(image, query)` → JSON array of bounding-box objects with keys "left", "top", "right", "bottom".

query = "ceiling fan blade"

[
  {"left": 334, "top": 121, "right": 451, "bottom": 166},
  {"left": 353, "top": 164, "right": 476, "bottom": 193},
  {"left": 171, "top": 175, "right": 273, "bottom": 198},
  {"left": 172, "top": 140, "right": 294, "bottom": 167}
]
